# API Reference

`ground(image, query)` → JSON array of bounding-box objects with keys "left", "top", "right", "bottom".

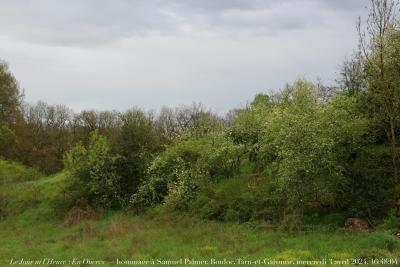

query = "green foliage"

[
  {"left": 258, "top": 80, "right": 368, "bottom": 219},
  {"left": 63, "top": 131, "right": 122, "bottom": 209},
  {"left": 359, "top": 10, "right": 400, "bottom": 202},
  {"left": 163, "top": 168, "right": 202, "bottom": 211},
  {"left": 1, "top": 168, "right": 400, "bottom": 263},
  {"left": 0, "top": 61, "right": 23, "bottom": 160},
  {"left": 168, "top": 103, "right": 225, "bottom": 139},
  {"left": 379, "top": 209, "right": 400, "bottom": 231},
  {"left": 340, "top": 146, "right": 393, "bottom": 220},
  {"left": 228, "top": 93, "right": 272, "bottom": 161},
  {"left": 364, "top": 27, "right": 400, "bottom": 126},
  {"left": 188, "top": 174, "right": 280, "bottom": 223},
  {"left": 131, "top": 80, "right": 384, "bottom": 227},
  {"left": 0, "top": 125, "right": 17, "bottom": 158},
  {"left": 114, "top": 109, "right": 164, "bottom": 200},
  {"left": 72, "top": 110, "right": 122, "bottom": 147},
  {"left": 0, "top": 61, "right": 22, "bottom": 126},
  {"left": 0, "top": 159, "right": 42, "bottom": 184},
  {"left": 228, "top": 109, "right": 259, "bottom": 146},
  {"left": 131, "top": 134, "right": 245, "bottom": 211}
]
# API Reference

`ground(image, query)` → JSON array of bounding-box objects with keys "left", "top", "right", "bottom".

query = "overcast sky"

[{"left": 0, "top": 0, "right": 368, "bottom": 113}]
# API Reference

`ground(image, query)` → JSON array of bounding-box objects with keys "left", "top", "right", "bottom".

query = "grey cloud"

[
  {"left": 0, "top": 0, "right": 365, "bottom": 46},
  {"left": 0, "top": 0, "right": 367, "bottom": 113},
  {"left": 167, "top": 0, "right": 274, "bottom": 13},
  {"left": 0, "top": 0, "right": 179, "bottom": 45},
  {"left": 318, "top": 0, "right": 367, "bottom": 11}
]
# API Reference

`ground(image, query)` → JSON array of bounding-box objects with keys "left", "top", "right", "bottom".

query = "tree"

[
  {"left": 164, "top": 102, "right": 224, "bottom": 139},
  {"left": 130, "top": 133, "right": 244, "bottom": 211},
  {"left": 358, "top": 0, "right": 400, "bottom": 197},
  {"left": 18, "top": 101, "right": 73, "bottom": 173},
  {"left": 0, "top": 61, "right": 23, "bottom": 159},
  {"left": 64, "top": 131, "right": 122, "bottom": 208},
  {"left": 258, "top": 80, "right": 367, "bottom": 225},
  {"left": 0, "top": 61, "right": 22, "bottom": 126},
  {"left": 228, "top": 93, "right": 272, "bottom": 161},
  {"left": 114, "top": 109, "right": 164, "bottom": 200},
  {"left": 338, "top": 52, "right": 365, "bottom": 96}
]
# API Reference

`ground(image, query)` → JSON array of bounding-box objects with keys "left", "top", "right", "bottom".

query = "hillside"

[{"left": 1, "top": 160, "right": 400, "bottom": 267}]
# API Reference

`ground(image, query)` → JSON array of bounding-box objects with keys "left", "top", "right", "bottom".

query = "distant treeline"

[{"left": 0, "top": 84, "right": 225, "bottom": 174}]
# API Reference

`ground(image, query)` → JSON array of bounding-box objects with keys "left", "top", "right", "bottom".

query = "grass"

[
  {"left": 0, "top": 159, "right": 42, "bottom": 184},
  {"left": 0, "top": 160, "right": 400, "bottom": 266},
  {"left": 1, "top": 210, "right": 399, "bottom": 266}
]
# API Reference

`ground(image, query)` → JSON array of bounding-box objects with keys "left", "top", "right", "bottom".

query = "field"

[{"left": 1, "top": 160, "right": 400, "bottom": 267}]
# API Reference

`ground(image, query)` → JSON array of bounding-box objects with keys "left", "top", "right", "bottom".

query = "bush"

[
  {"left": 130, "top": 133, "right": 245, "bottom": 211},
  {"left": 114, "top": 109, "right": 164, "bottom": 200},
  {"left": 257, "top": 82, "right": 368, "bottom": 221},
  {"left": 163, "top": 168, "right": 202, "bottom": 211},
  {"left": 340, "top": 146, "right": 393, "bottom": 221},
  {"left": 187, "top": 172, "right": 284, "bottom": 223},
  {"left": 63, "top": 131, "right": 122, "bottom": 210},
  {"left": 227, "top": 93, "right": 272, "bottom": 161},
  {"left": 379, "top": 209, "right": 400, "bottom": 231}
]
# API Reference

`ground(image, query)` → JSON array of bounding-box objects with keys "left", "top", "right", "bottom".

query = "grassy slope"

[{"left": 0, "top": 160, "right": 400, "bottom": 267}]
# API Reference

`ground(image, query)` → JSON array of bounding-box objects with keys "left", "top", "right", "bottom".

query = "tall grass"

[{"left": 0, "top": 159, "right": 42, "bottom": 185}]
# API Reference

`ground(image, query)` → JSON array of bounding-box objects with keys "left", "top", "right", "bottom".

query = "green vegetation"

[
  {"left": 0, "top": 159, "right": 42, "bottom": 185},
  {"left": 1, "top": 0, "right": 400, "bottom": 265},
  {"left": 1, "top": 164, "right": 400, "bottom": 267}
]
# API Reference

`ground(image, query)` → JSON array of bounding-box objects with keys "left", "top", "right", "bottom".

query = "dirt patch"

[
  {"left": 344, "top": 218, "right": 370, "bottom": 231},
  {"left": 61, "top": 206, "right": 102, "bottom": 227},
  {"left": 105, "top": 220, "right": 130, "bottom": 238},
  {"left": 62, "top": 222, "right": 99, "bottom": 242}
]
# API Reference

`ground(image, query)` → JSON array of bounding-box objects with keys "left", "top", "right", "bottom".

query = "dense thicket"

[{"left": 1, "top": 0, "right": 399, "bottom": 228}]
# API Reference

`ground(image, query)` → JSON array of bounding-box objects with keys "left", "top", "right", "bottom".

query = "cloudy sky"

[{"left": 0, "top": 0, "right": 368, "bottom": 113}]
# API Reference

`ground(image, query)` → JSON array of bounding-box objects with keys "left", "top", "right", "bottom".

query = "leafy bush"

[
  {"left": 187, "top": 168, "right": 285, "bottom": 223},
  {"left": 190, "top": 177, "right": 256, "bottom": 222},
  {"left": 114, "top": 109, "right": 165, "bottom": 200},
  {"left": 228, "top": 93, "right": 272, "bottom": 161},
  {"left": 163, "top": 168, "right": 202, "bottom": 211},
  {"left": 257, "top": 81, "right": 368, "bottom": 221},
  {"left": 340, "top": 146, "right": 393, "bottom": 220},
  {"left": 63, "top": 131, "right": 122, "bottom": 210},
  {"left": 130, "top": 133, "right": 245, "bottom": 211},
  {"left": 379, "top": 209, "right": 400, "bottom": 231}
]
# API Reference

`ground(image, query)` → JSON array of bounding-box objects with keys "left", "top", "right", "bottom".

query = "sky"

[{"left": 0, "top": 0, "right": 368, "bottom": 114}]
